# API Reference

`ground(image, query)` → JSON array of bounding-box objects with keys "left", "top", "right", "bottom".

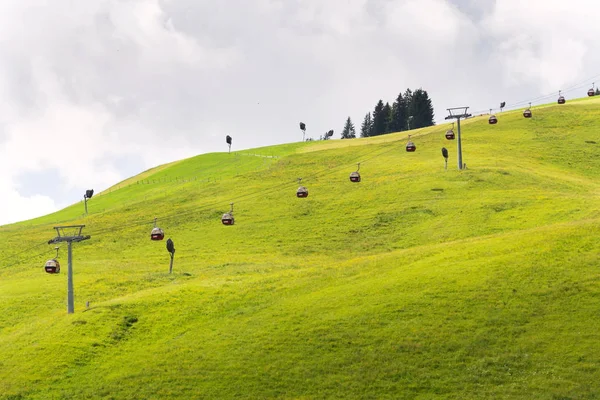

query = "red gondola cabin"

[{"left": 151, "top": 227, "right": 165, "bottom": 241}]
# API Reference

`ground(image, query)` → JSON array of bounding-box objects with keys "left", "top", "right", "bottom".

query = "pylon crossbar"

[
  {"left": 48, "top": 235, "right": 91, "bottom": 244},
  {"left": 445, "top": 107, "right": 471, "bottom": 120},
  {"left": 48, "top": 225, "right": 90, "bottom": 244}
]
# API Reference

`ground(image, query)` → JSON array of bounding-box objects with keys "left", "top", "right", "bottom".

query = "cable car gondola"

[
  {"left": 588, "top": 83, "right": 595, "bottom": 97},
  {"left": 44, "top": 247, "right": 60, "bottom": 274},
  {"left": 222, "top": 203, "right": 235, "bottom": 225},
  {"left": 406, "top": 135, "right": 416, "bottom": 152},
  {"left": 150, "top": 218, "right": 165, "bottom": 241},
  {"left": 296, "top": 178, "right": 308, "bottom": 198},
  {"left": 558, "top": 90, "right": 566, "bottom": 104},
  {"left": 523, "top": 102, "right": 532, "bottom": 118},
  {"left": 445, "top": 122, "right": 455, "bottom": 140},
  {"left": 488, "top": 109, "right": 497, "bottom": 124},
  {"left": 349, "top": 163, "right": 361, "bottom": 182}
]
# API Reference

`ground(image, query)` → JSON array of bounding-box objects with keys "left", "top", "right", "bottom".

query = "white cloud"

[
  {"left": 482, "top": 0, "right": 600, "bottom": 91},
  {"left": 0, "top": 177, "right": 57, "bottom": 225}
]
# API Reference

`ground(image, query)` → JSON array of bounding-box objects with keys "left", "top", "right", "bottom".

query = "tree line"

[{"left": 341, "top": 88, "right": 435, "bottom": 139}]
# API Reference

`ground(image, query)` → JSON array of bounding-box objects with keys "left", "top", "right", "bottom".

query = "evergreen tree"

[
  {"left": 360, "top": 112, "right": 373, "bottom": 137},
  {"left": 372, "top": 99, "right": 386, "bottom": 136},
  {"left": 382, "top": 102, "right": 393, "bottom": 134},
  {"left": 403, "top": 88, "right": 413, "bottom": 129},
  {"left": 596, "top": 87, "right": 600, "bottom": 95},
  {"left": 391, "top": 92, "right": 409, "bottom": 132},
  {"left": 341, "top": 117, "right": 356, "bottom": 139},
  {"left": 408, "top": 88, "right": 435, "bottom": 129}
]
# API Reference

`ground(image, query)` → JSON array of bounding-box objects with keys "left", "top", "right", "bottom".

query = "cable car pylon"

[
  {"left": 47, "top": 225, "right": 91, "bottom": 314},
  {"left": 444, "top": 107, "right": 471, "bottom": 170}
]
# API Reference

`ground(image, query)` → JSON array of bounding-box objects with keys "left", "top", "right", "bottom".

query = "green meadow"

[{"left": 1, "top": 97, "right": 599, "bottom": 399}]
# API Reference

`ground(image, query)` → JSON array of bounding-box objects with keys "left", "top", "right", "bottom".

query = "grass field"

[{"left": 1, "top": 97, "right": 599, "bottom": 399}]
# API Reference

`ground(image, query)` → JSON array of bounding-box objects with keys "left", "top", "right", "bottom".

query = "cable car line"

[
  {"left": 84, "top": 137, "right": 415, "bottom": 238},
  {"left": 1, "top": 241, "right": 50, "bottom": 266},
  {"left": 7, "top": 133, "right": 424, "bottom": 252},
  {"left": 470, "top": 74, "right": 600, "bottom": 116},
  {"left": 4, "top": 71, "right": 597, "bottom": 270}
]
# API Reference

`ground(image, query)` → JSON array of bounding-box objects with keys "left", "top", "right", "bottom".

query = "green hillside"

[{"left": 1, "top": 97, "right": 599, "bottom": 399}]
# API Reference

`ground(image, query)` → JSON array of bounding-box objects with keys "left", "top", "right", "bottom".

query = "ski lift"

[
  {"left": 150, "top": 218, "right": 165, "bottom": 241},
  {"left": 588, "top": 83, "right": 595, "bottom": 97},
  {"left": 221, "top": 203, "right": 235, "bottom": 225},
  {"left": 558, "top": 90, "right": 566, "bottom": 104},
  {"left": 488, "top": 109, "right": 497, "bottom": 124},
  {"left": 44, "top": 247, "right": 60, "bottom": 274},
  {"left": 349, "top": 163, "right": 361, "bottom": 182},
  {"left": 406, "top": 135, "right": 416, "bottom": 152},
  {"left": 523, "top": 103, "right": 532, "bottom": 118},
  {"left": 296, "top": 178, "right": 308, "bottom": 198},
  {"left": 445, "top": 122, "right": 455, "bottom": 140}
]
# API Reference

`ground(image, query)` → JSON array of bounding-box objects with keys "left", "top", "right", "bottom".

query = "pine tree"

[
  {"left": 360, "top": 113, "right": 373, "bottom": 137},
  {"left": 596, "top": 87, "right": 600, "bottom": 95},
  {"left": 391, "top": 92, "right": 408, "bottom": 132},
  {"left": 372, "top": 100, "right": 386, "bottom": 136},
  {"left": 382, "top": 102, "right": 393, "bottom": 134},
  {"left": 341, "top": 117, "right": 356, "bottom": 139},
  {"left": 403, "top": 88, "right": 413, "bottom": 129},
  {"left": 408, "top": 88, "right": 435, "bottom": 129}
]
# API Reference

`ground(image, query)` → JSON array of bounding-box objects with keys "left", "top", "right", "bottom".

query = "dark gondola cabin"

[
  {"left": 406, "top": 135, "right": 416, "bottom": 152},
  {"left": 151, "top": 227, "right": 165, "bottom": 241},
  {"left": 221, "top": 203, "right": 235, "bottom": 225},
  {"left": 588, "top": 88, "right": 595, "bottom": 97},
  {"left": 349, "top": 163, "right": 361, "bottom": 182},
  {"left": 221, "top": 213, "right": 234, "bottom": 225},
  {"left": 523, "top": 109, "right": 532, "bottom": 118},
  {"left": 45, "top": 259, "right": 60, "bottom": 274},
  {"left": 445, "top": 128, "right": 455, "bottom": 140},
  {"left": 297, "top": 186, "right": 308, "bottom": 198},
  {"left": 349, "top": 171, "right": 361, "bottom": 182},
  {"left": 487, "top": 109, "right": 497, "bottom": 124}
]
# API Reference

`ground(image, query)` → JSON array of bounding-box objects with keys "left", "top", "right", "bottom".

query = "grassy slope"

[{"left": 1, "top": 98, "right": 599, "bottom": 399}]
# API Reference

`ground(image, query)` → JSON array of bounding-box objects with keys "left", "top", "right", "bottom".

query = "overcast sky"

[{"left": 1, "top": 0, "right": 599, "bottom": 225}]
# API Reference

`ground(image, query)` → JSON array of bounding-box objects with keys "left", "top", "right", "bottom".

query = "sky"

[{"left": 0, "top": 0, "right": 599, "bottom": 225}]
